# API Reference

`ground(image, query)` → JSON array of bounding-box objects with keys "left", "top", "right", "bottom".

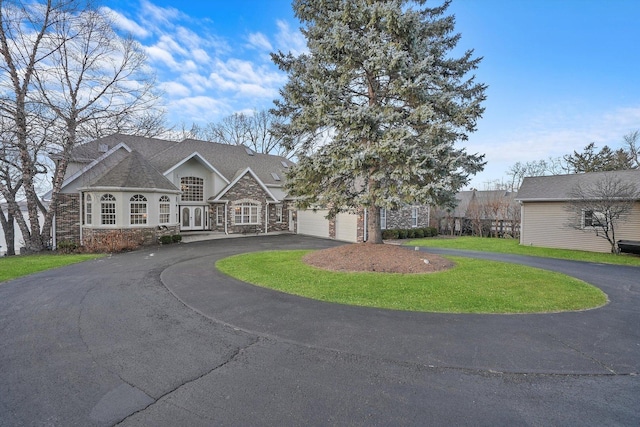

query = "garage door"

[
  {"left": 297, "top": 209, "right": 330, "bottom": 239},
  {"left": 335, "top": 212, "right": 359, "bottom": 242}
]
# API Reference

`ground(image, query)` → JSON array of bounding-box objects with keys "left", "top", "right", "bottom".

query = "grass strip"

[
  {"left": 0, "top": 254, "right": 101, "bottom": 283},
  {"left": 216, "top": 250, "right": 607, "bottom": 314},
  {"left": 407, "top": 237, "right": 640, "bottom": 266}
]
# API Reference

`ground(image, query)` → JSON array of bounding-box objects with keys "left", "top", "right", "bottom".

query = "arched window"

[
  {"left": 130, "top": 194, "right": 148, "bottom": 225},
  {"left": 85, "top": 194, "right": 93, "bottom": 225},
  {"left": 100, "top": 194, "right": 116, "bottom": 225},
  {"left": 159, "top": 195, "right": 170, "bottom": 224},
  {"left": 180, "top": 177, "right": 204, "bottom": 202}
]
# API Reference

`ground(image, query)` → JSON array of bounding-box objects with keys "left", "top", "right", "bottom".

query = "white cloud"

[
  {"left": 159, "top": 81, "right": 191, "bottom": 98},
  {"left": 465, "top": 103, "right": 640, "bottom": 189},
  {"left": 101, "top": 7, "right": 150, "bottom": 38},
  {"left": 247, "top": 32, "right": 273, "bottom": 51},
  {"left": 275, "top": 20, "right": 307, "bottom": 55},
  {"left": 145, "top": 46, "right": 180, "bottom": 70},
  {"left": 140, "top": 0, "right": 184, "bottom": 27},
  {"left": 171, "top": 96, "right": 230, "bottom": 123}
]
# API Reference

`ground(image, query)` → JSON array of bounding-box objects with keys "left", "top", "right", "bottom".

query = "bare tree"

[
  {"left": 186, "top": 109, "right": 294, "bottom": 158},
  {"left": 0, "top": 0, "right": 160, "bottom": 252},
  {"left": 566, "top": 174, "right": 640, "bottom": 253},
  {"left": 624, "top": 130, "right": 639, "bottom": 169}
]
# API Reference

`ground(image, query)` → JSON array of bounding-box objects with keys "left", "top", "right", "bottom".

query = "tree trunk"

[
  {"left": 366, "top": 205, "right": 383, "bottom": 244},
  {"left": 0, "top": 206, "right": 16, "bottom": 256}
]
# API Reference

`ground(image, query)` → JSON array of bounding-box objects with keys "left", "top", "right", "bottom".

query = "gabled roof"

[
  {"left": 163, "top": 151, "right": 229, "bottom": 184},
  {"left": 68, "top": 134, "right": 292, "bottom": 188},
  {"left": 210, "top": 167, "right": 279, "bottom": 202},
  {"left": 83, "top": 150, "right": 179, "bottom": 192},
  {"left": 517, "top": 170, "right": 640, "bottom": 201}
]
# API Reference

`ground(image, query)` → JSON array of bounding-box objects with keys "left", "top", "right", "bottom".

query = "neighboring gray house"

[
  {"left": 516, "top": 170, "right": 640, "bottom": 253},
  {"left": 54, "top": 134, "right": 295, "bottom": 247}
]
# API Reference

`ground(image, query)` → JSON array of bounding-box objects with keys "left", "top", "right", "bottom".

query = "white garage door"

[
  {"left": 297, "top": 209, "right": 330, "bottom": 238},
  {"left": 335, "top": 212, "right": 359, "bottom": 242}
]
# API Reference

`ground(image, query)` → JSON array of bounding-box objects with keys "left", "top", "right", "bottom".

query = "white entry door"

[{"left": 181, "top": 206, "right": 206, "bottom": 231}]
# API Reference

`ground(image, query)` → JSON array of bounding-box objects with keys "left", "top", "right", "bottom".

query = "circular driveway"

[{"left": 0, "top": 234, "right": 638, "bottom": 426}]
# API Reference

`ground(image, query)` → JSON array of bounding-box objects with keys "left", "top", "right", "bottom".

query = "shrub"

[
  {"left": 57, "top": 240, "right": 78, "bottom": 254},
  {"left": 397, "top": 229, "right": 408, "bottom": 239},
  {"left": 414, "top": 228, "right": 424, "bottom": 238},
  {"left": 407, "top": 229, "right": 416, "bottom": 239},
  {"left": 424, "top": 227, "right": 438, "bottom": 237},
  {"left": 159, "top": 235, "right": 173, "bottom": 244},
  {"left": 382, "top": 229, "right": 399, "bottom": 239},
  {"left": 172, "top": 234, "right": 182, "bottom": 243}
]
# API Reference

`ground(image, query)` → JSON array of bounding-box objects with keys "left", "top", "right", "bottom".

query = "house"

[
  {"left": 38, "top": 133, "right": 442, "bottom": 248},
  {"left": 52, "top": 134, "right": 296, "bottom": 248},
  {"left": 296, "top": 205, "right": 432, "bottom": 242},
  {"left": 433, "top": 190, "right": 519, "bottom": 237},
  {"left": 516, "top": 170, "right": 640, "bottom": 253}
]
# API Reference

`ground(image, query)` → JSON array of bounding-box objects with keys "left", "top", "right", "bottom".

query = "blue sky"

[{"left": 102, "top": 0, "right": 640, "bottom": 189}]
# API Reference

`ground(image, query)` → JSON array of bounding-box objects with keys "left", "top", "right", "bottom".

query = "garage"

[
  {"left": 296, "top": 209, "right": 330, "bottom": 239},
  {"left": 335, "top": 212, "right": 359, "bottom": 242}
]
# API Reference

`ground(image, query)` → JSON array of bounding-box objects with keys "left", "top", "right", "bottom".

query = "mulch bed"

[{"left": 302, "top": 243, "right": 455, "bottom": 274}]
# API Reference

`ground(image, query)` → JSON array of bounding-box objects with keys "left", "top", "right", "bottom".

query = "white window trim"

[
  {"left": 85, "top": 194, "right": 93, "bottom": 225},
  {"left": 100, "top": 194, "right": 116, "bottom": 225},
  {"left": 411, "top": 207, "right": 418, "bottom": 228},
  {"left": 159, "top": 195, "right": 171, "bottom": 224},
  {"left": 380, "top": 208, "right": 387, "bottom": 230},
  {"left": 275, "top": 204, "right": 283, "bottom": 223},
  {"left": 129, "top": 194, "right": 148, "bottom": 225},
  {"left": 232, "top": 199, "right": 261, "bottom": 225}
]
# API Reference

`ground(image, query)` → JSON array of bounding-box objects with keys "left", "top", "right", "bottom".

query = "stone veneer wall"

[
  {"left": 384, "top": 206, "right": 431, "bottom": 230},
  {"left": 267, "top": 201, "right": 292, "bottom": 232},
  {"left": 55, "top": 193, "right": 81, "bottom": 244},
  {"left": 82, "top": 225, "right": 179, "bottom": 248},
  {"left": 224, "top": 174, "right": 270, "bottom": 233}
]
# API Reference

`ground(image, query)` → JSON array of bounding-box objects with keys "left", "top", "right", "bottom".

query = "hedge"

[{"left": 382, "top": 227, "right": 437, "bottom": 240}]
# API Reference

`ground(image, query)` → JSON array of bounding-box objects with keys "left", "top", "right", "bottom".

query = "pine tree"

[{"left": 272, "top": 0, "right": 486, "bottom": 243}]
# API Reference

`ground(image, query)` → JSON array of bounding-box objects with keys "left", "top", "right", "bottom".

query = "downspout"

[
  {"left": 224, "top": 201, "right": 229, "bottom": 235},
  {"left": 78, "top": 191, "right": 83, "bottom": 246},
  {"left": 363, "top": 208, "right": 368, "bottom": 242},
  {"left": 52, "top": 213, "right": 57, "bottom": 250},
  {"left": 264, "top": 200, "right": 269, "bottom": 234}
]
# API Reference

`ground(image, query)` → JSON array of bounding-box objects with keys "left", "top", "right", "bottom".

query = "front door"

[{"left": 180, "top": 206, "right": 206, "bottom": 231}]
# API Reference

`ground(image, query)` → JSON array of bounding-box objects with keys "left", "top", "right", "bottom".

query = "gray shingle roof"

[
  {"left": 69, "top": 134, "right": 292, "bottom": 187},
  {"left": 517, "top": 170, "right": 640, "bottom": 201},
  {"left": 87, "top": 150, "right": 178, "bottom": 191}
]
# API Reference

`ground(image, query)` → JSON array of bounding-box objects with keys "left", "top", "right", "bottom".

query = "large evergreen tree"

[{"left": 272, "top": 0, "right": 486, "bottom": 243}]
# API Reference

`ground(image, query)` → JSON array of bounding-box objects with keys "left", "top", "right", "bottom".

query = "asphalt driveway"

[{"left": 0, "top": 235, "right": 638, "bottom": 426}]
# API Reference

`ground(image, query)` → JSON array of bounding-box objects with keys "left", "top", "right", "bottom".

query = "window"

[
  {"left": 411, "top": 207, "right": 418, "bottom": 228},
  {"left": 275, "top": 204, "right": 283, "bottom": 223},
  {"left": 159, "top": 196, "right": 170, "bottom": 224},
  {"left": 380, "top": 208, "right": 387, "bottom": 230},
  {"left": 100, "top": 194, "right": 116, "bottom": 225},
  {"left": 85, "top": 194, "right": 92, "bottom": 225},
  {"left": 583, "top": 210, "right": 605, "bottom": 228},
  {"left": 180, "top": 176, "right": 204, "bottom": 202},
  {"left": 216, "top": 205, "right": 224, "bottom": 226},
  {"left": 130, "top": 194, "right": 148, "bottom": 225},
  {"left": 234, "top": 203, "right": 259, "bottom": 224}
]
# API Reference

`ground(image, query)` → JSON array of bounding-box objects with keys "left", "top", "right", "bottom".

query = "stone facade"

[
  {"left": 82, "top": 225, "right": 179, "bottom": 250},
  {"left": 384, "top": 205, "right": 431, "bottom": 230},
  {"left": 55, "top": 194, "right": 81, "bottom": 244},
  {"left": 212, "top": 173, "right": 293, "bottom": 235}
]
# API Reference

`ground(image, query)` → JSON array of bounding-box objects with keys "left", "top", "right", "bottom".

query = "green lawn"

[
  {"left": 0, "top": 254, "right": 101, "bottom": 283},
  {"left": 216, "top": 250, "right": 607, "bottom": 314},
  {"left": 407, "top": 236, "right": 640, "bottom": 266}
]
